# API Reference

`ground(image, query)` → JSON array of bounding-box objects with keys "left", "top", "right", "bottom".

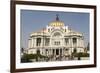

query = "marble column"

[
  {"left": 62, "top": 48, "right": 64, "bottom": 56},
  {"left": 28, "top": 39, "right": 31, "bottom": 48},
  {"left": 81, "top": 37, "right": 84, "bottom": 48},
  {"left": 31, "top": 37, "right": 34, "bottom": 48},
  {"left": 70, "top": 38, "right": 73, "bottom": 55},
  {"left": 34, "top": 37, "right": 36, "bottom": 47},
  {"left": 49, "top": 49, "right": 50, "bottom": 56},
  {"left": 78, "top": 38, "right": 81, "bottom": 47},
  {"left": 75, "top": 37, "right": 77, "bottom": 48},
  {"left": 62, "top": 38, "right": 64, "bottom": 46},
  {"left": 49, "top": 49, "right": 51, "bottom": 56},
  {"left": 59, "top": 48, "right": 60, "bottom": 55},
  {"left": 80, "top": 38, "right": 82, "bottom": 47},
  {"left": 49, "top": 48, "right": 52, "bottom": 55},
  {"left": 69, "top": 38, "right": 72, "bottom": 48},
  {"left": 41, "top": 37, "right": 43, "bottom": 47},
  {"left": 50, "top": 37, "right": 52, "bottom": 47},
  {"left": 77, "top": 37, "right": 79, "bottom": 47},
  {"left": 55, "top": 49, "right": 56, "bottom": 56},
  {"left": 50, "top": 49, "right": 52, "bottom": 56}
]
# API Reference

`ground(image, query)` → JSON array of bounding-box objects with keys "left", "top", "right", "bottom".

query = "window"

[
  {"left": 45, "top": 38, "right": 50, "bottom": 46},
  {"left": 65, "top": 38, "right": 69, "bottom": 45},
  {"left": 66, "top": 48, "right": 69, "bottom": 51},
  {"left": 53, "top": 32, "right": 61, "bottom": 37},
  {"left": 54, "top": 41, "right": 60, "bottom": 45},
  {"left": 65, "top": 29, "right": 66, "bottom": 32},
  {"left": 36, "top": 38, "right": 41, "bottom": 46},
  {"left": 56, "top": 49, "right": 59, "bottom": 55},
  {"left": 54, "top": 42, "right": 56, "bottom": 45},
  {"left": 73, "top": 38, "right": 77, "bottom": 44},
  {"left": 45, "top": 49, "right": 48, "bottom": 55},
  {"left": 48, "top": 29, "right": 50, "bottom": 32},
  {"left": 73, "top": 48, "right": 77, "bottom": 53},
  {"left": 36, "top": 50, "right": 40, "bottom": 54}
]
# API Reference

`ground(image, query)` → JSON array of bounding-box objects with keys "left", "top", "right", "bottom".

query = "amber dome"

[{"left": 49, "top": 14, "right": 64, "bottom": 27}]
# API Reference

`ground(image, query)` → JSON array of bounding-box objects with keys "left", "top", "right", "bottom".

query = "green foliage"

[
  {"left": 21, "top": 53, "right": 47, "bottom": 63},
  {"left": 87, "top": 43, "right": 89, "bottom": 51},
  {"left": 73, "top": 52, "right": 89, "bottom": 57},
  {"left": 21, "top": 54, "right": 33, "bottom": 62}
]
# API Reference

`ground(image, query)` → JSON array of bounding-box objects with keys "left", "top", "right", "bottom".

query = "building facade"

[{"left": 26, "top": 15, "right": 85, "bottom": 60}]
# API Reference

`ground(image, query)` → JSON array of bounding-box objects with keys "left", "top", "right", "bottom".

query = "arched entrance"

[{"left": 56, "top": 49, "right": 59, "bottom": 55}]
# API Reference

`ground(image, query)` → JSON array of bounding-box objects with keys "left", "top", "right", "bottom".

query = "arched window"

[{"left": 53, "top": 32, "right": 61, "bottom": 37}]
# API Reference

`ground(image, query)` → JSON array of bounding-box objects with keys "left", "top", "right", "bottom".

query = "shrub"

[
  {"left": 21, "top": 53, "right": 47, "bottom": 62},
  {"left": 73, "top": 52, "right": 89, "bottom": 57}
]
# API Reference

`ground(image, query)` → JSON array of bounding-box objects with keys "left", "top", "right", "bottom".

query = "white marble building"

[{"left": 26, "top": 15, "right": 85, "bottom": 59}]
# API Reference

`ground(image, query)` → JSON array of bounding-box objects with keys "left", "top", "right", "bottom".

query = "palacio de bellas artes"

[{"left": 21, "top": 15, "right": 89, "bottom": 62}]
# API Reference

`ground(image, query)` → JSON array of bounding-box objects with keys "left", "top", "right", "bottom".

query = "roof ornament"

[{"left": 56, "top": 14, "right": 59, "bottom": 21}]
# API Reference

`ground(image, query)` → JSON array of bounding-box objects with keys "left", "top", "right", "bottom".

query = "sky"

[{"left": 21, "top": 9, "right": 89, "bottom": 49}]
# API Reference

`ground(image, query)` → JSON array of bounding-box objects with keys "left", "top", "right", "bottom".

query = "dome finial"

[{"left": 56, "top": 14, "right": 59, "bottom": 21}]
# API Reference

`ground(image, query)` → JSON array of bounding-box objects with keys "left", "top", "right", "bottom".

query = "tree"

[
  {"left": 74, "top": 52, "right": 89, "bottom": 57},
  {"left": 21, "top": 50, "right": 47, "bottom": 63},
  {"left": 87, "top": 43, "right": 89, "bottom": 51},
  {"left": 21, "top": 54, "right": 33, "bottom": 62}
]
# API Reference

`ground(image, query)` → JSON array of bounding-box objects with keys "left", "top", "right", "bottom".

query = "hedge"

[{"left": 73, "top": 52, "right": 89, "bottom": 57}]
